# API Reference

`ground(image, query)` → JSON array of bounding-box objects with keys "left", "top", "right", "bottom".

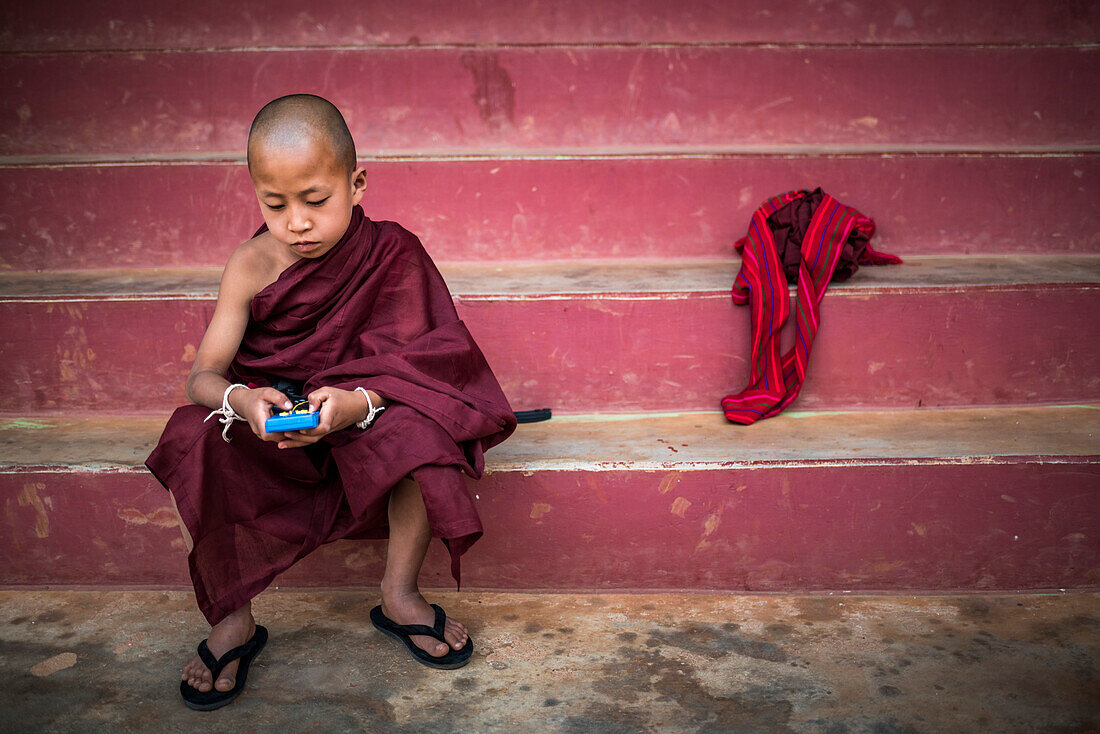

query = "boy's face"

[{"left": 249, "top": 138, "right": 366, "bottom": 259}]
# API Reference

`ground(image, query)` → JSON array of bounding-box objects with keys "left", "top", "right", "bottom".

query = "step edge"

[
  {"left": 2, "top": 405, "right": 1097, "bottom": 472},
  {"left": 3, "top": 403, "right": 1098, "bottom": 422},
  {"left": 2, "top": 255, "right": 1099, "bottom": 301},
  {"left": 5, "top": 40, "right": 1099, "bottom": 55},
  {"left": 3, "top": 453, "right": 1097, "bottom": 475},
  {"left": 5, "top": 146, "right": 1100, "bottom": 168}
]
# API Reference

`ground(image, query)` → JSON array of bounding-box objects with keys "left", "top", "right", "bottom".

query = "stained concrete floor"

[{"left": 1, "top": 590, "right": 1097, "bottom": 733}]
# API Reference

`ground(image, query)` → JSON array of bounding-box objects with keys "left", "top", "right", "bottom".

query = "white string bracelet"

[
  {"left": 204, "top": 383, "right": 249, "bottom": 442},
  {"left": 354, "top": 387, "right": 386, "bottom": 429}
]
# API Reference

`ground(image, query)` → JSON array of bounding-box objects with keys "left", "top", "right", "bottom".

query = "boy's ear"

[{"left": 351, "top": 167, "right": 367, "bottom": 204}]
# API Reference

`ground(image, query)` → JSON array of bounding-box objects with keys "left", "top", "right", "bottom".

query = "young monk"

[{"left": 146, "top": 94, "right": 516, "bottom": 710}]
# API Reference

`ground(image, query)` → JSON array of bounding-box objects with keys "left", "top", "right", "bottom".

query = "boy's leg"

[
  {"left": 170, "top": 491, "right": 256, "bottom": 693},
  {"left": 168, "top": 491, "right": 193, "bottom": 552},
  {"left": 381, "top": 477, "right": 469, "bottom": 657}
]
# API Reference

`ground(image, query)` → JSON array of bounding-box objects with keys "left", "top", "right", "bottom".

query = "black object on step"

[{"left": 514, "top": 408, "right": 552, "bottom": 423}]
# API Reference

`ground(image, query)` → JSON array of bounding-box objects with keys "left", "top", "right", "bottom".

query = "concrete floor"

[{"left": 1, "top": 590, "right": 1097, "bottom": 733}]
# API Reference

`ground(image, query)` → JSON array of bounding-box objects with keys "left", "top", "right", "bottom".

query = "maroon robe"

[{"left": 146, "top": 206, "right": 516, "bottom": 625}]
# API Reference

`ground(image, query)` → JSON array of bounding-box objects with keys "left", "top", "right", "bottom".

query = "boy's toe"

[
  {"left": 434, "top": 640, "right": 451, "bottom": 656},
  {"left": 183, "top": 655, "right": 214, "bottom": 690},
  {"left": 183, "top": 657, "right": 216, "bottom": 692},
  {"left": 215, "top": 675, "right": 236, "bottom": 692},
  {"left": 443, "top": 618, "right": 468, "bottom": 649}
]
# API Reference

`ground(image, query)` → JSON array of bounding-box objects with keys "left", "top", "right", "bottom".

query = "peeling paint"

[
  {"left": 116, "top": 507, "right": 178, "bottom": 528},
  {"left": 17, "top": 482, "right": 50, "bottom": 538},
  {"left": 696, "top": 507, "right": 724, "bottom": 550},
  {"left": 586, "top": 475, "right": 609, "bottom": 505},
  {"left": 658, "top": 471, "right": 682, "bottom": 495},
  {"left": 584, "top": 300, "right": 626, "bottom": 316},
  {"left": 670, "top": 496, "right": 691, "bottom": 518},
  {"left": 342, "top": 546, "right": 381, "bottom": 570},
  {"left": 703, "top": 510, "right": 722, "bottom": 537},
  {"left": 530, "top": 503, "right": 552, "bottom": 519}
]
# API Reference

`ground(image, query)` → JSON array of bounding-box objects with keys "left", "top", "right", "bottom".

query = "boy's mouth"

[{"left": 292, "top": 241, "right": 321, "bottom": 253}]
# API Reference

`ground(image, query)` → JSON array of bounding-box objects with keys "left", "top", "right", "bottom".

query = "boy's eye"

[
  {"left": 307, "top": 197, "right": 330, "bottom": 207},
  {"left": 266, "top": 203, "right": 285, "bottom": 211}
]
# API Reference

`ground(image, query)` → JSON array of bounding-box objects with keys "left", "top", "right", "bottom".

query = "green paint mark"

[
  {"left": 0, "top": 419, "right": 54, "bottom": 430},
  {"left": 785, "top": 410, "right": 853, "bottom": 418}
]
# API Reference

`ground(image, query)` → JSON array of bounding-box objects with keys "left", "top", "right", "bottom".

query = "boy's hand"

[
  {"left": 275, "top": 386, "right": 380, "bottom": 449},
  {"left": 228, "top": 386, "right": 294, "bottom": 444}
]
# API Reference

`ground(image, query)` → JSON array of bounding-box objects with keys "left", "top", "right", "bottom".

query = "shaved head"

[{"left": 247, "top": 94, "right": 356, "bottom": 175}]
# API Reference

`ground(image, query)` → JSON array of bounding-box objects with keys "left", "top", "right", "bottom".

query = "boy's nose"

[{"left": 288, "top": 211, "right": 312, "bottom": 233}]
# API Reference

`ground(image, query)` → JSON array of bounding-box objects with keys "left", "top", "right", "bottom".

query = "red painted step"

[
  {"left": 4, "top": 0, "right": 1097, "bottom": 50},
  {"left": 2, "top": 407, "right": 1096, "bottom": 590},
  {"left": 2, "top": 47, "right": 1096, "bottom": 158},
  {"left": 2, "top": 257, "right": 1097, "bottom": 414},
  {"left": 3, "top": 154, "right": 1096, "bottom": 270}
]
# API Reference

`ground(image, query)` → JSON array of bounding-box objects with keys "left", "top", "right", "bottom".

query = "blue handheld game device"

[
  {"left": 264, "top": 380, "right": 320, "bottom": 433},
  {"left": 265, "top": 401, "right": 320, "bottom": 432}
]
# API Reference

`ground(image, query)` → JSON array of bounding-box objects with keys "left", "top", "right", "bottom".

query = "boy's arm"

[{"left": 185, "top": 246, "right": 292, "bottom": 441}]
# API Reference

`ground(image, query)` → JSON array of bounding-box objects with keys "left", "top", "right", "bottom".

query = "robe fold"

[{"left": 146, "top": 205, "right": 516, "bottom": 625}]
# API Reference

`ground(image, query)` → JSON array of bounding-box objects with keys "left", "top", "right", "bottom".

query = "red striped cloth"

[{"left": 722, "top": 189, "right": 901, "bottom": 424}]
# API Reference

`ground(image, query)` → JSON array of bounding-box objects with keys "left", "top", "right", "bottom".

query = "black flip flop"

[
  {"left": 180, "top": 625, "right": 268, "bottom": 711},
  {"left": 370, "top": 604, "right": 473, "bottom": 669}
]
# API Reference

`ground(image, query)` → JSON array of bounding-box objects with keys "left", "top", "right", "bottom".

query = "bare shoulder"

[{"left": 221, "top": 230, "right": 292, "bottom": 302}]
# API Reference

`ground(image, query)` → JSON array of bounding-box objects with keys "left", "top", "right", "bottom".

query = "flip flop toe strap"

[
  {"left": 388, "top": 604, "right": 448, "bottom": 642},
  {"left": 196, "top": 634, "right": 259, "bottom": 680}
]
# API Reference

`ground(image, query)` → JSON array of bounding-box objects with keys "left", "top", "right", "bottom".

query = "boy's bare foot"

[
  {"left": 181, "top": 604, "right": 255, "bottom": 693},
  {"left": 380, "top": 586, "right": 468, "bottom": 657}
]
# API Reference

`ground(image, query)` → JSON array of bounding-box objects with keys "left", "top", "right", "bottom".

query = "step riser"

[
  {"left": 4, "top": 288, "right": 1097, "bottom": 413},
  {"left": 4, "top": 156, "right": 1096, "bottom": 270},
  {"left": 6, "top": 0, "right": 1097, "bottom": 50},
  {"left": 3, "top": 461, "right": 1096, "bottom": 589},
  {"left": 3, "top": 48, "right": 1096, "bottom": 157}
]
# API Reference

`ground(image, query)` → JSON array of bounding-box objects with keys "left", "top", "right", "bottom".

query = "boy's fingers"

[
  {"left": 269, "top": 389, "right": 293, "bottom": 409},
  {"left": 280, "top": 430, "right": 320, "bottom": 446},
  {"left": 278, "top": 437, "right": 314, "bottom": 448},
  {"left": 307, "top": 388, "right": 330, "bottom": 412},
  {"left": 253, "top": 387, "right": 291, "bottom": 409}
]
